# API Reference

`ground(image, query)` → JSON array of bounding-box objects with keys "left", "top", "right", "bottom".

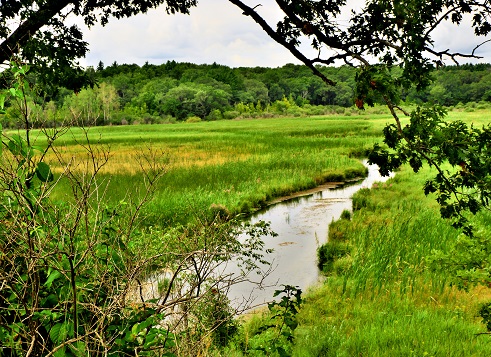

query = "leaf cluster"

[{"left": 369, "top": 104, "right": 491, "bottom": 235}]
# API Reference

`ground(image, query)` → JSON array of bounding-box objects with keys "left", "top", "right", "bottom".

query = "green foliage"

[
  {"left": 429, "top": 232, "right": 491, "bottom": 290},
  {"left": 479, "top": 302, "right": 491, "bottom": 332},
  {"left": 287, "top": 165, "right": 491, "bottom": 356},
  {"left": 339, "top": 209, "right": 351, "bottom": 221},
  {"left": 0, "top": 123, "right": 176, "bottom": 354},
  {"left": 237, "top": 286, "right": 303, "bottom": 357},
  {"left": 0, "top": 0, "right": 198, "bottom": 93},
  {"left": 369, "top": 104, "right": 491, "bottom": 236},
  {"left": 0, "top": 63, "right": 278, "bottom": 356},
  {"left": 3, "top": 59, "right": 491, "bottom": 128},
  {"left": 317, "top": 241, "right": 351, "bottom": 274},
  {"left": 185, "top": 115, "right": 202, "bottom": 123},
  {"left": 354, "top": 65, "right": 402, "bottom": 109}
]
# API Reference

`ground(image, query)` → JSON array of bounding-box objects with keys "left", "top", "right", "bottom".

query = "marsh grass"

[
  {"left": 44, "top": 116, "right": 385, "bottom": 226},
  {"left": 18, "top": 111, "right": 491, "bottom": 355},
  {"left": 294, "top": 283, "right": 491, "bottom": 357},
  {"left": 287, "top": 164, "right": 491, "bottom": 356}
]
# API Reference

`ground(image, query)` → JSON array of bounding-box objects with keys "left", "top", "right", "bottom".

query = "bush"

[
  {"left": 223, "top": 110, "right": 240, "bottom": 119},
  {"left": 186, "top": 116, "right": 202, "bottom": 123},
  {"left": 207, "top": 109, "right": 223, "bottom": 120},
  {"left": 335, "top": 107, "right": 345, "bottom": 114}
]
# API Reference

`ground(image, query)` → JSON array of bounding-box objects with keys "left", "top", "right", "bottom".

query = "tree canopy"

[
  {"left": 230, "top": 1, "right": 491, "bottom": 89},
  {"left": 0, "top": 0, "right": 197, "bottom": 91}
]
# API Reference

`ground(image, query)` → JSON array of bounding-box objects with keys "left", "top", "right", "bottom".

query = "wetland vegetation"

[
  {"left": 7, "top": 105, "right": 491, "bottom": 355},
  {"left": 46, "top": 114, "right": 386, "bottom": 226}
]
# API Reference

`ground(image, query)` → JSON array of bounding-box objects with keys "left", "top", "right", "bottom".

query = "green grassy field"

[
  {"left": 46, "top": 114, "right": 390, "bottom": 226},
  {"left": 26, "top": 109, "right": 491, "bottom": 355},
  {"left": 289, "top": 164, "right": 491, "bottom": 356}
]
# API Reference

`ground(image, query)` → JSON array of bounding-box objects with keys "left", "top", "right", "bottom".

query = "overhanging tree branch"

[
  {"left": 228, "top": 0, "right": 336, "bottom": 86},
  {"left": 0, "top": 0, "right": 71, "bottom": 65}
]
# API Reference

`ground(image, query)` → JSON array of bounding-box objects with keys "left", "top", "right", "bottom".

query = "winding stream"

[{"left": 226, "top": 161, "right": 393, "bottom": 309}]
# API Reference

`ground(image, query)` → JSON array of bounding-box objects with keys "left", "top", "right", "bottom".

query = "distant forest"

[{"left": 4, "top": 61, "right": 491, "bottom": 127}]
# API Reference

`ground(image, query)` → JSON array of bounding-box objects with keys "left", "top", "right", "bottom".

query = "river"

[{"left": 225, "top": 161, "right": 393, "bottom": 310}]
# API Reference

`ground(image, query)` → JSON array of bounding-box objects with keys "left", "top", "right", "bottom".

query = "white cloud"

[
  {"left": 81, "top": 0, "right": 302, "bottom": 68},
  {"left": 431, "top": 15, "right": 491, "bottom": 64},
  {"left": 79, "top": 0, "right": 491, "bottom": 69}
]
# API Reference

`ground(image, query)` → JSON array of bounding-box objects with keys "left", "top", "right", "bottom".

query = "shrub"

[
  {"left": 334, "top": 106, "right": 345, "bottom": 114},
  {"left": 207, "top": 109, "right": 223, "bottom": 120},
  {"left": 186, "top": 116, "right": 202, "bottom": 123},
  {"left": 223, "top": 110, "right": 240, "bottom": 119}
]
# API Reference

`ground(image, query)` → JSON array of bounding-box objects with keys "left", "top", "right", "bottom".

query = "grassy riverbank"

[
  {"left": 220, "top": 164, "right": 491, "bottom": 356},
  {"left": 27, "top": 110, "right": 491, "bottom": 354},
  {"left": 47, "top": 115, "right": 387, "bottom": 226},
  {"left": 293, "top": 164, "right": 491, "bottom": 356}
]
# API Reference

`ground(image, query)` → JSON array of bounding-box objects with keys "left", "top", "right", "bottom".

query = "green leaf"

[
  {"left": 41, "top": 293, "right": 58, "bottom": 308},
  {"left": 8, "top": 139, "right": 21, "bottom": 156},
  {"left": 8, "top": 135, "right": 28, "bottom": 157},
  {"left": 36, "top": 162, "right": 54, "bottom": 182},
  {"left": 50, "top": 322, "right": 68, "bottom": 344},
  {"left": 20, "top": 64, "right": 30, "bottom": 74},
  {"left": 53, "top": 347, "right": 66, "bottom": 357},
  {"left": 45, "top": 270, "right": 62, "bottom": 288},
  {"left": 9, "top": 87, "right": 23, "bottom": 98}
]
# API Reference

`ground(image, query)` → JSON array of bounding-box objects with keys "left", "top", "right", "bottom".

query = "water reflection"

[{"left": 226, "top": 161, "right": 393, "bottom": 310}]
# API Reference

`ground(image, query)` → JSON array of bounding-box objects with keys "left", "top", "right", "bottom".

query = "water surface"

[{"left": 226, "top": 162, "right": 393, "bottom": 309}]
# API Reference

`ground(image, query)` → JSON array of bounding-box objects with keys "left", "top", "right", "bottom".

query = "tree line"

[{"left": 2, "top": 61, "right": 491, "bottom": 128}]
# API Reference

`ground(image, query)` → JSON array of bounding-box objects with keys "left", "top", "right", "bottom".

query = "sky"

[{"left": 79, "top": 0, "right": 491, "bottom": 69}]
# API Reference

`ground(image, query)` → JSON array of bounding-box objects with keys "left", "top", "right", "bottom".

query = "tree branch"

[
  {"left": 0, "top": 0, "right": 72, "bottom": 64},
  {"left": 228, "top": 0, "right": 336, "bottom": 86}
]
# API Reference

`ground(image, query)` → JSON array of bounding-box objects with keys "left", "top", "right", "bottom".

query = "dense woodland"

[{"left": 3, "top": 61, "right": 491, "bottom": 128}]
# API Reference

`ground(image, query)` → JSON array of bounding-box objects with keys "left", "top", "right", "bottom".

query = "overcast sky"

[{"left": 79, "top": 0, "right": 491, "bottom": 69}]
